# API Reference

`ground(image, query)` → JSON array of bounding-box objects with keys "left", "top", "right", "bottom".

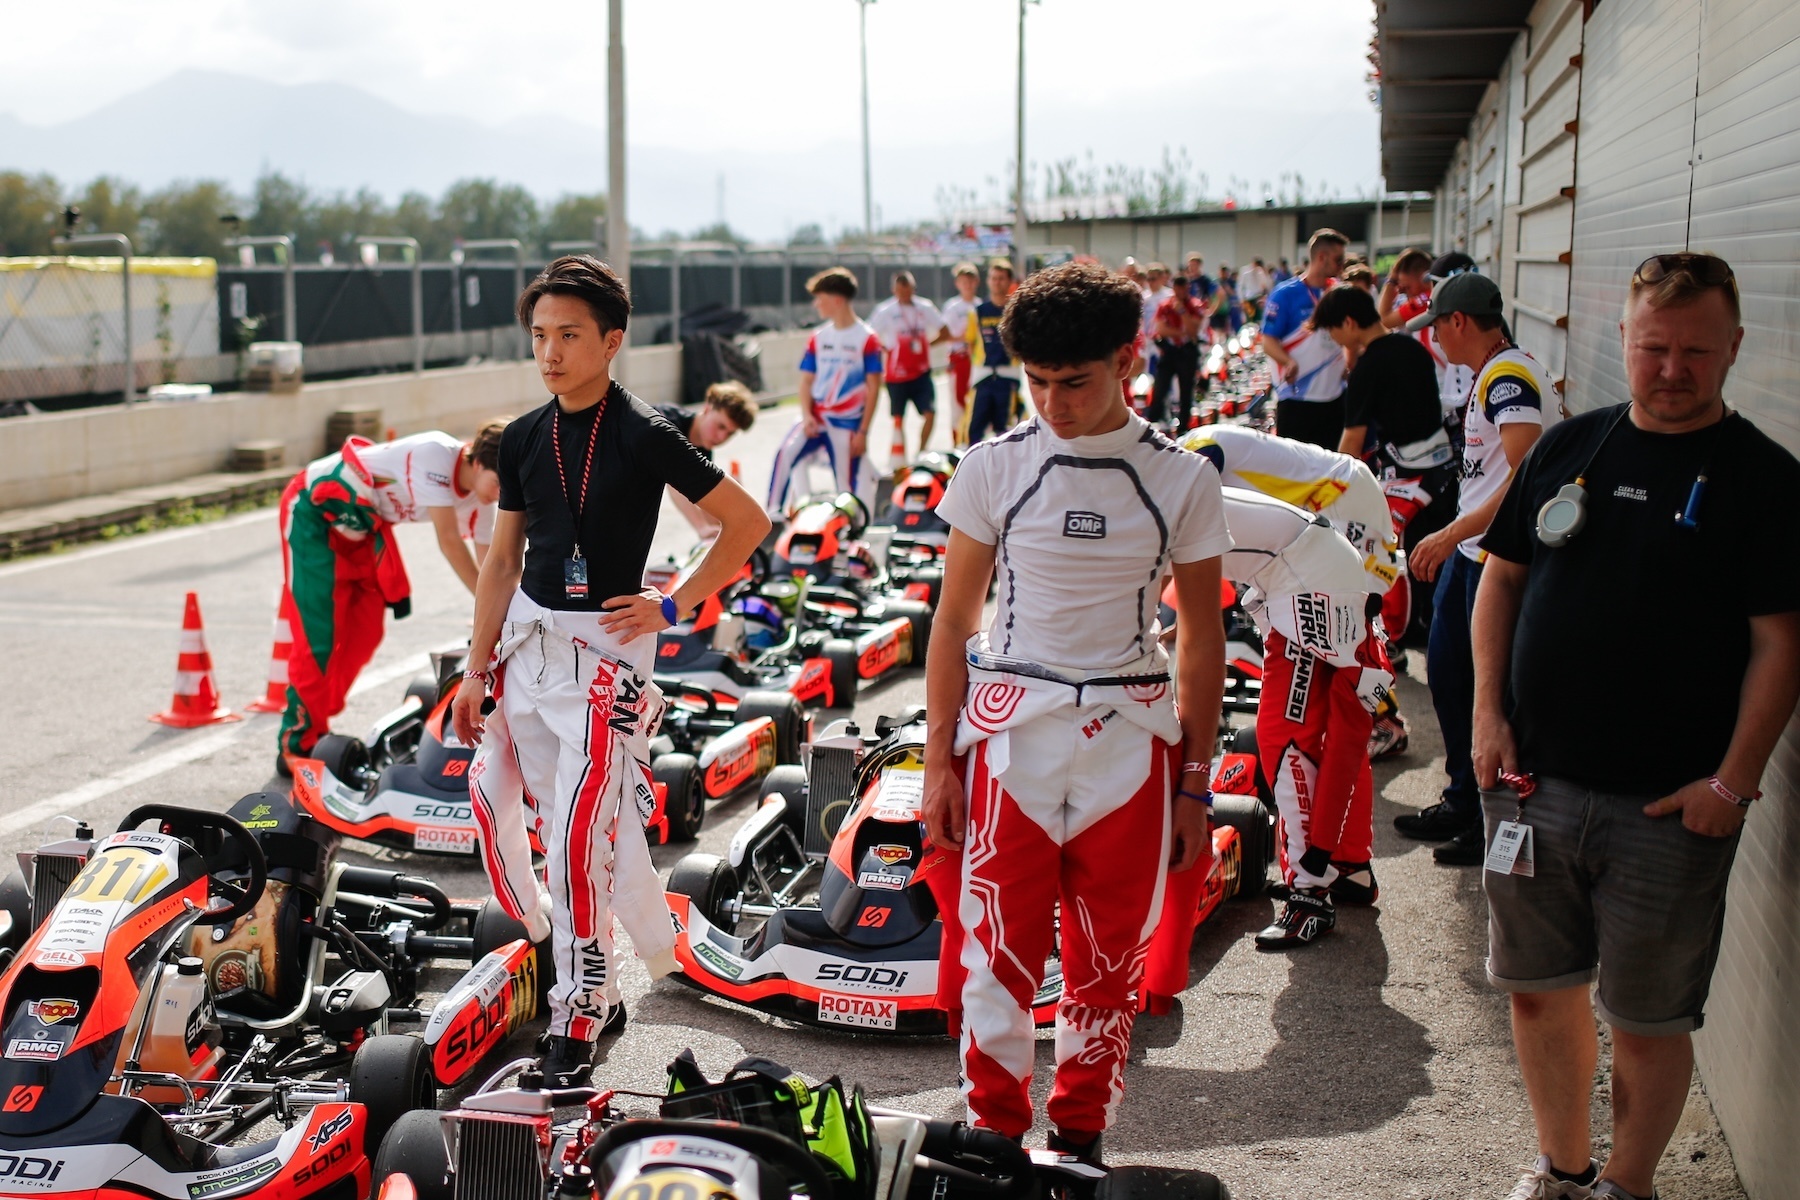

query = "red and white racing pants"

[
  {"left": 952, "top": 649, "right": 1177, "bottom": 1139},
  {"left": 948, "top": 351, "right": 972, "bottom": 444},
  {"left": 468, "top": 591, "right": 677, "bottom": 1040},
  {"left": 1257, "top": 627, "right": 1385, "bottom": 888}
]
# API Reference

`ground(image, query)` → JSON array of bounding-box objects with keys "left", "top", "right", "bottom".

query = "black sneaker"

[
  {"left": 1328, "top": 862, "right": 1379, "bottom": 905},
  {"left": 1045, "top": 1129, "right": 1103, "bottom": 1166},
  {"left": 537, "top": 1035, "right": 597, "bottom": 1088},
  {"left": 1254, "top": 887, "right": 1335, "bottom": 948},
  {"left": 600, "top": 1001, "right": 627, "bottom": 1037},
  {"left": 1393, "top": 800, "right": 1477, "bottom": 841},
  {"left": 1434, "top": 825, "right": 1486, "bottom": 866}
]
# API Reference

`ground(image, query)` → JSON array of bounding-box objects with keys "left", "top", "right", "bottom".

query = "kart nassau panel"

[
  {"left": 0, "top": 1096, "right": 368, "bottom": 1200},
  {"left": 0, "top": 834, "right": 209, "bottom": 1131},
  {"left": 696, "top": 718, "right": 778, "bottom": 801},
  {"left": 422, "top": 939, "right": 538, "bottom": 1088}
]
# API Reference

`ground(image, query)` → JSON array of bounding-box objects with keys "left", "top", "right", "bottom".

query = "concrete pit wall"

[{"left": 0, "top": 331, "right": 808, "bottom": 512}]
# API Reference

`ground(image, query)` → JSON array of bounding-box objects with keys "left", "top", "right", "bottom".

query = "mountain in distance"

[{"left": 0, "top": 69, "right": 913, "bottom": 242}]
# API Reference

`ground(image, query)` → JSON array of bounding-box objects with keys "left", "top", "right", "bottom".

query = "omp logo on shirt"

[{"left": 1063, "top": 511, "right": 1107, "bottom": 539}]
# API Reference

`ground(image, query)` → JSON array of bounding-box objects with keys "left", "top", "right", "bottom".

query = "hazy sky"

[{"left": 3, "top": 0, "right": 1381, "bottom": 231}]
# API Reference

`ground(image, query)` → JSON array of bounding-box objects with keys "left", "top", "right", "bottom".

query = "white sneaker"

[
  {"left": 1590, "top": 1182, "right": 1656, "bottom": 1200},
  {"left": 1508, "top": 1157, "right": 1599, "bottom": 1200}
]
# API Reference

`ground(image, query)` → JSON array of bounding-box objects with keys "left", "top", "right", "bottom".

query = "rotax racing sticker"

[
  {"left": 816, "top": 990, "right": 897, "bottom": 1031},
  {"left": 414, "top": 825, "right": 477, "bottom": 854}
]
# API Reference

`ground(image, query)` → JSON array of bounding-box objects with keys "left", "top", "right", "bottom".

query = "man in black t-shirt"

[
  {"left": 1471, "top": 255, "right": 1800, "bottom": 1200},
  {"left": 1315, "top": 284, "right": 1459, "bottom": 649},
  {"left": 655, "top": 380, "right": 757, "bottom": 536},
  {"left": 450, "top": 256, "right": 770, "bottom": 1087}
]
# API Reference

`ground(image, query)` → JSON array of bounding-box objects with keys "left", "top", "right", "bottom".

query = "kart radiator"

[
  {"left": 30, "top": 853, "right": 84, "bottom": 930},
  {"left": 455, "top": 1116, "right": 545, "bottom": 1200},
  {"left": 802, "top": 745, "right": 860, "bottom": 857}
]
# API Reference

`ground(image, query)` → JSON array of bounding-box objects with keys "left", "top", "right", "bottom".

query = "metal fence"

[{"left": 3, "top": 249, "right": 973, "bottom": 408}]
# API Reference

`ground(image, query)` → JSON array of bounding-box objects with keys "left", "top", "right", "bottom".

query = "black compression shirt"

[
  {"left": 1482, "top": 405, "right": 1800, "bottom": 794},
  {"left": 1342, "top": 332, "right": 1444, "bottom": 448},
  {"left": 498, "top": 384, "right": 723, "bottom": 611}
]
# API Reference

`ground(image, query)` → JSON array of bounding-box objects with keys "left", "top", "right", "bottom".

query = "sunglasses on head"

[{"left": 1634, "top": 253, "right": 1735, "bottom": 286}]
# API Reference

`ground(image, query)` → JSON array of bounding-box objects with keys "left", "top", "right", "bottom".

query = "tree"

[
  {"left": 438, "top": 178, "right": 539, "bottom": 251},
  {"left": 541, "top": 191, "right": 607, "bottom": 250},
  {"left": 247, "top": 171, "right": 313, "bottom": 243},
  {"left": 0, "top": 171, "right": 61, "bottom": 256},
  {"left": 69, "top": 177, "right": 142, "bottom": 243},
  {"left": 140, "top": 180, "right": 238, "bottom": 258},
  {"left": 688, "top": 222, "right": 747, "bottom": 249},
  {"left": 788, "top": 223, "right": 825, "bottom": 247}
]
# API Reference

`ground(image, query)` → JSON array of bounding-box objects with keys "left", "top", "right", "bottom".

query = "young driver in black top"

[
  {"left": 451, "top": 256, "right": 769, "bottom": 1086},
  {"left": 1315, "top": 283, "right": 1460, "bottom": 652}
]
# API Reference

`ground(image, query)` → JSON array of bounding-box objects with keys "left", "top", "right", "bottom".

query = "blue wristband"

[
  {"left": 1176, "top": 788, "right": 1215, "bottom": 808},
  {"left": 660, "top": 595, "right": 679, "bottom": 625}
]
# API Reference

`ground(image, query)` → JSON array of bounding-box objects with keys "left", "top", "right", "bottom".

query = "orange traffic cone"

[
  {"left": 244, "top": 612, "right": 292, "bottom": 713},
  {"left": 150, "top": 592, "right": 241, "bottom": 728}
]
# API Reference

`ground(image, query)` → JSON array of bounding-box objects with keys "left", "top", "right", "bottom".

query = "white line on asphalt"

[
  {"left": 0, "top": 509, "right": 275, "bottom": 580},
  {"left": 0, "top": 651, "right": 430, "bottom": 838}
]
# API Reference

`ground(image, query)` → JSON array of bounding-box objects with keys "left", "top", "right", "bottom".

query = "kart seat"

[{"left": 747, "top": 906, "right": 938, "bottom": 963}]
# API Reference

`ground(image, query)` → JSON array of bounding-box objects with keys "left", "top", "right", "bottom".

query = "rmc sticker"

[{"left": 816, "top": 990, "right": 897, "bottom": 1031}]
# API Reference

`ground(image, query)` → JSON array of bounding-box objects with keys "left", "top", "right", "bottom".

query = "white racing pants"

[
  {"left": 765, "top": 417, "right": 875, "bottom": 516},
  {"left": 949, "top": 636, "right": 1182, "bottom": 1138},
  {"left": 468, "top": 590, "right": 678, "bottom": 1040}
]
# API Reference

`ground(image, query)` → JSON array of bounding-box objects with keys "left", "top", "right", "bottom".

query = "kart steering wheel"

[{"left": 118, "top": 805, "right": 268, "bottom": 926}]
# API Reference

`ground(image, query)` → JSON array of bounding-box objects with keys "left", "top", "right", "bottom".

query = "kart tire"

[
  {"left": 471, "top": 897, "right": 556, "bottom": 1009},
  {"left": 373, "top": 1108, "right": 453, "bottom": 1200},
  {"left": 759, "top": 764, "right": 811, "bottom": 834},
  {"left": 823, "top": 638, "right": 860, "bottom": 709},
  {"left": 654, "top": 753, "right": 705, "bottom": 843},
  {"left": 1096, "top": 1165, "right": 1228, "bottom": 1200},
  {"left": 883, "top": 598, "right": 932, "bottom": 664},
  {"left": 0, "top": 871, "right": 30, "bottom": 952},
  {"left": 312, "top": 733, "right": 370, "bottom": 783},
  {"left": 405, "top": 672, "right": 442, "bottom": 714},
  {"left": 735, "top": 690, "right": 805, "bottom": 764},
  {"left": 350, "top": 1034, "right": 437, "bottom": 1154},
  {"left": 1210, "top": 793, "right": 1271, "bottom": 899},
  {"left": 667, "top": 853, "right": 740, "bottom": 936}
]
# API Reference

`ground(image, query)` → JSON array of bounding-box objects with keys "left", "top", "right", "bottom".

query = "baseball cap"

[
  {"left": 1404, "top": 272, "right": 1506, "bottom": 333},
  {"left": 1427, "top": 251, "right": 1477, "bottom": 280}
]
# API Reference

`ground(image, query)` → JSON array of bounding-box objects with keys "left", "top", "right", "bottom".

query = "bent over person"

[
  {"left": 277, "top": 422, "right": 506, "bottom": 771},
  {"left": 923, "top": 262, "right": 1231, "bottom": 1161},
  {"left": 451, "top": 256, "right": 769, "bottom": 1087}
]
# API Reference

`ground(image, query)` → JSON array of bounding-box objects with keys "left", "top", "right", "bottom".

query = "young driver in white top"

[{"left": 924, "top": 263, "right": 1232, "bottom": 1163}]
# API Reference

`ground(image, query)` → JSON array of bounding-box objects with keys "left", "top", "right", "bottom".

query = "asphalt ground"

[{"left": 0, "top": 384, "right": 1746, "bottom": 1199}]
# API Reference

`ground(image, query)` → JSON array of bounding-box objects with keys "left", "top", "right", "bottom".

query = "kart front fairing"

[
  {"left": 0, "top": 1095, "right": 368, "bottom": 1200},
  {"left": 0, "top": 831, "right": 210, "bottom": 1138}
]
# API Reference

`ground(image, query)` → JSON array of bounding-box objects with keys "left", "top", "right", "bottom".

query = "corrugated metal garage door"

[
  {"left": 1564, "top": 0, "right": 1703, "bottom": 412},
  {"left": 1684, "top": 6, "right": 1800, "bottom": 1198},
  {"left": 1505, "top": 0, "right": 1585, "bottom": 386}
]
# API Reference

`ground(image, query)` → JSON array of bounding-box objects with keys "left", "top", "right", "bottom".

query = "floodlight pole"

[
  {"left": 223, "top": 235, "right": 296, "bottom": 342},
  {"left": 55, "top": 232, "right": 135, "bottom": 404},
  {"left": 460, "top": 239, "right": 526, "bottom": 359},
  {"left": 609, "top": 0, "right": 631, "bottom": 382},
  {"left": 355, "top": 236, "right": 423, "bottom": 372},
  {"left": 1013, "top": 0, "right": 1032, "bottom": 270},
  {"left": 858, "top": 0, "right": 875, "bottom": 241}
]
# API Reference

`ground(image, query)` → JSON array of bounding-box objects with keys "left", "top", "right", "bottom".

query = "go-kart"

[
  {"left": 1154, "top": 578, "right": 1265, "bottom": 718},
  {"left": 649, "top": 536, "right": 932, "bottom": 712},
  {"left": 662, "top": 709, "right": 1272, "bottom": 1036},
  {"left": 289, "top": 642, "right": 789, "bottom": 851},
  {"left": 874, "top": 451, "right": 959, "bottom": 605},
  {"left": 370, "top": 1049, "right": 1229, "bottom": 1200},
  {"left": 0, "top": 797, "right": 545, "bottom": 1200}
]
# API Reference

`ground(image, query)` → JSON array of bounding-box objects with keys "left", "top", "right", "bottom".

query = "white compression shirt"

[
  {"left": 938, "top": 413, "right": 1234, "bottom": 671},
  {"left": 348, "top": 431, "right": 495, "bottom": 541}
]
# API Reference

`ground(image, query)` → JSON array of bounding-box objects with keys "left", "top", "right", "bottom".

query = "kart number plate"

[
  {"left": 817, "top": 990, "right": 897, "bottom": 1031},
  {"left": 414, "top": 825, "right": 477, "bottom": 854}
]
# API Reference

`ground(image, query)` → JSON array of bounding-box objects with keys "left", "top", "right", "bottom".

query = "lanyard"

[{"left": 552, "top": 387, "right": 609, "bottom": 558}]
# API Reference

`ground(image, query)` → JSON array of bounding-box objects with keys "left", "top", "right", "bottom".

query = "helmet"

[{"left": 843, "top": 543, "right": 880, "bottom": 582}]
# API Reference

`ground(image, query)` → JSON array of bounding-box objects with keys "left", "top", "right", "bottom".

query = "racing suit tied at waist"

[{"left": 954, "top": 633, "right": 1181, "bottom": 757}]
